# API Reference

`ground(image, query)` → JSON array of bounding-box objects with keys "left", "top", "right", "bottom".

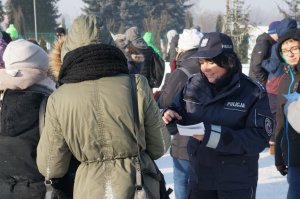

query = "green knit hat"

[{"left": 6, "top": 24, "right": 19, "bottom": 40}]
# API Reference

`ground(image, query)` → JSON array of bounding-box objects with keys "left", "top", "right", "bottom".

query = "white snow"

[{"left": 156, "top": 148, "right": 288, "bottom": 199}]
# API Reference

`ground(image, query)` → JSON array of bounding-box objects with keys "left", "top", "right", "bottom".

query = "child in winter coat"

[{"left": 274, "top": 28, "right": 300, "bottom": 199}]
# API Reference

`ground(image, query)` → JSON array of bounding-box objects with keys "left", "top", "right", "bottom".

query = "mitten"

[{"left": 276, "top": 164, "right": 288, "bottom": 176}]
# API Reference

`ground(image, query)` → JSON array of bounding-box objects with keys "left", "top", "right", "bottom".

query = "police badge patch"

[
  {"left": 264, "top": 118, "right": 273, "bottom": 136},
  {"left": 200, "top": 38, "right": 209, "bottom": 47}
]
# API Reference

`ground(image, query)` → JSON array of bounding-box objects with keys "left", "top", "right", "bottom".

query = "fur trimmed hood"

[
  {"left": 49, "top": 39, "right": 64, "bottom": 79},
  {"left": 49, "top": 14, "right": 115, "bottom": 80}
]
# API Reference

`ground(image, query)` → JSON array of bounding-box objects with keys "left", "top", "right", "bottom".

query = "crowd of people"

[{"left": 0, "top": 13, "right": 299, "bottom": 199}]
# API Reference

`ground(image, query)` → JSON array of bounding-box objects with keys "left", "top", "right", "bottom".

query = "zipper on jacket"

[{"left": 286, "top": 67, "right": 294, "bottom": 166}]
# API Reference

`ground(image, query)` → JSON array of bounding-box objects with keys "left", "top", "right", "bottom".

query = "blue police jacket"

[{"left": 169, "top": 71, "right": 273, "bottom": 190}]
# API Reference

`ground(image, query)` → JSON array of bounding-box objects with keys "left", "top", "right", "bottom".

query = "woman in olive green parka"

[{"left": 36, "top": 14, "right": 171, "bottom": 199}]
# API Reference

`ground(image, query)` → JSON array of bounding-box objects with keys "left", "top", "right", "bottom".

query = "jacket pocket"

[{"left": 218, "top": 156, "right": 258, "bottom": 188}]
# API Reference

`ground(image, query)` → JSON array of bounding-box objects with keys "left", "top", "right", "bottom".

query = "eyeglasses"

[{"left": 281, "top": 46, "right": 300, "bottom": 56}]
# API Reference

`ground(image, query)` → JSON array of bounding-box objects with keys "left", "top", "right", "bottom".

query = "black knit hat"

[{"left": 277, "top": 28, "right": 300, "bottom": 62}]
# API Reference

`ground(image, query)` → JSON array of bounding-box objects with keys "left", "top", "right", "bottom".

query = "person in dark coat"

[
  {"left": 249, "top": 21, "right": 279, "bottom": 85},
  {"left": 122, "top": 26, "right": 161, "bottom": 88},
  {"left": 157, "top": 28, "right": 203, "bottom": 199},
  {"left": 0, "top": 39, "right": 56, "bottom": 199},
  {"left": 56, "top": 26, "right": 66, "bottom": 40},
  {"left": 162, "top": 32, "right": 273, "bottom": 199},
  {"left": 274, "top": 28, "right": 300, "bottom": 199}
]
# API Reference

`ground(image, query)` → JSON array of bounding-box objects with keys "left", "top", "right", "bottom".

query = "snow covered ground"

[{"left": 156, "top": 148, "right": 288, "bottom": 199}]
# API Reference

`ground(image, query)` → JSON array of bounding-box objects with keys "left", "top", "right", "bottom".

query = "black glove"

[{"left": 276, "top": 164, "right": 288, "bottom": 176}]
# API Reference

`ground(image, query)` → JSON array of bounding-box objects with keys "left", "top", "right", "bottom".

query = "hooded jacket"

[
  {"left": 274, "top": 28, "right": 300, "bottom": 168},
  {"left": 262, "top": 18, "right": 297, "bottom": 94},
  {"left": 36, "top": 15, "right": 170, "bottom": 199},
  {"left": 0, "top": 40, "right": 55, "bottom": 199},
  {"left": 249, "top": 32, "right": 276, "bottom": 84},
  {"left": 124, "top": 27, "right": 160, "bottom": 88},
  {"left": 261, "top": 18, "right": 297, "bottom": 115}
]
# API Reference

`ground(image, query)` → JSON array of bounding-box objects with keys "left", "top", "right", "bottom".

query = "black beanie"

[
  {"left": 1, "top": 31, "right": 12, "bottom": 44},
  {"left": 277, "top": 28, "right": 300, "bottom": 62}
]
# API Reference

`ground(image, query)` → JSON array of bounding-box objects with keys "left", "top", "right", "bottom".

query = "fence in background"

[{"left": 24, "top": 32, "right": 56, "bottom": 50}]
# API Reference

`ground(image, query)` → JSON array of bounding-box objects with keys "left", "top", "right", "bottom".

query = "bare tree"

[
  {"left": 196, "top": 10, "right": 219, "bottom": 32},
  {"left": 143, "top": 12, "right": 169, "bottom": 46},
  {"left": 277, "top": 0, "right": 300, "bottom": 22}
]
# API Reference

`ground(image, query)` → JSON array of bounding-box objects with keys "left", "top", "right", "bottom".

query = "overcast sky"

[
  {"left": 57, "top": 0, "right": 285, "bottom": 28},
  {"left": 1, "top": 0, "right": 286, "bottom": 29}
]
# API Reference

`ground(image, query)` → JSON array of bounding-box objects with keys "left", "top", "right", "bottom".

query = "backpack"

[
  {"left": 149, "top": 50, "right": 165, "bottom": 88},
  {"left": 124, "top": 41, "right": 165, "bottom": 88}
]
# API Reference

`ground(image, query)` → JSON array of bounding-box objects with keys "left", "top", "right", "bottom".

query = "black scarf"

[{"left": 58, "top": 44, "right": 129, "bottom": 86}]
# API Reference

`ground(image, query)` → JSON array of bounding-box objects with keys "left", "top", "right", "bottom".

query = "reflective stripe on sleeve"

[{"left": 206, "top": 125, "right": 221, "bottom": 149}]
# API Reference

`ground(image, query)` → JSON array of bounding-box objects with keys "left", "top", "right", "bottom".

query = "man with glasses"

[
  {"left": 274, "top": 28, "right": 300, "bottom": 199},
  {"left": 261, "top": 18, "right": 297, "bottom": 155}
]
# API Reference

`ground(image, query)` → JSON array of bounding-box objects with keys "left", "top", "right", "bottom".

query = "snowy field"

[{"left": 156, "top": 148, "right": 288, "bottom": 199}]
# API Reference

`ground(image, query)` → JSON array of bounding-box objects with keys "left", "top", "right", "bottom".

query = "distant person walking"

[
  {"left": 56, "top": 26, "right": 66, "bottom": 41},
  {"left": 166, "top": 29, "right": 179, "bottom": 63},
  {"left": 249, "top": 21, "right": 279, "bottom": 85}
]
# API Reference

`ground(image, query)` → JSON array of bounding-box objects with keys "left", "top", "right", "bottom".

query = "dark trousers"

[
  {"left": 188, "top": 186, "right": 256, "bottom": 199},
  {"left": 287, "top": 167, "right": 300, "bottom": 199}
]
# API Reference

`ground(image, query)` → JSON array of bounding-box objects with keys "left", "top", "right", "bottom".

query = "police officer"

[{"left": 162, "top": 32, "right": 273, "bottom": 199}]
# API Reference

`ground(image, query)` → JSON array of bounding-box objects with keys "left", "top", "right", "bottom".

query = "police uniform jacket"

[{"left": 168, "top": 71, "right": 273, "bottom": 190}]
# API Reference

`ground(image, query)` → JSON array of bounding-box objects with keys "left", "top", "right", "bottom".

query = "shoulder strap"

[
  {"left": 39, "top": 96, "right": 49, "bottom": 136},
  {"left": 38, "top": 95, "right": 55, "bottom": 198},
  {"left": 130, "top": 75, "right": 140, "bottom": 129},
  {"left": 178, "top": 67, "right": 192, "bottom": 78},
  {"left": 129, "top": 75, "right": 144, "bottom": 189}
]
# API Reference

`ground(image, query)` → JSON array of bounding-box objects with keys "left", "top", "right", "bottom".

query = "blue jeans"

[
  {"left": 287, "top": 167, "right": 300, "bottom": 199},
  {"left": 173, "top": 158, "right": 190, "bottom": 199}
]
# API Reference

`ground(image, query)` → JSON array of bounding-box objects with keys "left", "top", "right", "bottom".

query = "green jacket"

[
  {"left": 143, "top": 32, "right": 162, "bottom": 57},
  {"left": 37, "top": 74, "right": 170, "bottom": 199}
]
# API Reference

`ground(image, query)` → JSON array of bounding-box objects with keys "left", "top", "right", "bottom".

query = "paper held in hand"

[{"left": 176, "top": 123, "right": 205, "bottom": 136}]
